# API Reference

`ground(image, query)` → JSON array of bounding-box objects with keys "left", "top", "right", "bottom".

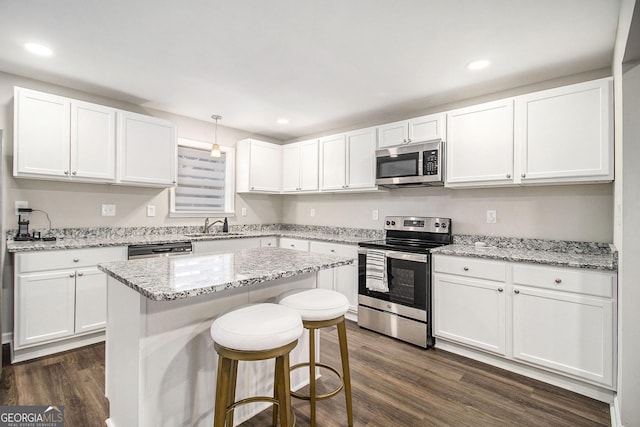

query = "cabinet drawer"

[
  {"left": 309, "top": 241, "right": 357, "bottom": 257},
  {"left": 16, "top": 246, "right": 127, "bottom": 273},
  {"left": 434, "top": 255, "right": 506, "bottom": 282},
  {"left": 512, "top": 264, "right": 614, "bottom": 298},
  {"left": 279, "top": 238, "right": 309, "bottom": 252}
]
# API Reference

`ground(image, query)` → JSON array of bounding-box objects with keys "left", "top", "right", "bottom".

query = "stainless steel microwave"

[{"left": 375, "top": 139, "right": 444, "bottom": 187}]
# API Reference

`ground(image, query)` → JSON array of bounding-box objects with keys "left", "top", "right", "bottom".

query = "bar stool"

[
  {"left": 277, "top": 288, "right": 354, "bottom": 427},
  {"left": 210, "top": 303, "right": 303, "bottom": 427}
]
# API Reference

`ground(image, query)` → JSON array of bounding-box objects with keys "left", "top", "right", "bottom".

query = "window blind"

[{"left": 175, "top": 146, "right": 227, "bottom": 211}]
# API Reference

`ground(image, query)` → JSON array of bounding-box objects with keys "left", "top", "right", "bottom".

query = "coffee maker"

[{"left": 14, "top": 214, "right": 31, "bottom": 241}]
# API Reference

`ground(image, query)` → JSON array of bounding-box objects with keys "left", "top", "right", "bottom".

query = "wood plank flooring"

[{"left": 1, "top": 321, "right": 610, "bottom": 426}]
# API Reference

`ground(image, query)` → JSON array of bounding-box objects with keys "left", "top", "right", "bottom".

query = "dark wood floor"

[{"left": 1, "top": 321, "right": 610, "bottom": 427}]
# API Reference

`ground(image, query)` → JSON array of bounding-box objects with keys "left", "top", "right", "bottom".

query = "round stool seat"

[
  {"left": 278, "top": 288, "right": 349, "bottom": 321},
  {"left": 211, "top": 303, "right": 303, "bottom": 351}
]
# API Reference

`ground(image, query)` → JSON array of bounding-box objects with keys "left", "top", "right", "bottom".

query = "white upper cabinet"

[
  {"left": 320, "top": 127, "right": 377, "bottom": 191},
  {"left": 236, "top": 138, "right": 282, "bottom": 193},
  {"left": 378, "top": 113, "right": 445, "bottom": 148},
  {"left": 282, "top": 139, "right": 318, "bottom": 193},
  {"left": 515, "top": 78, "right": 613, "bottom": 184},
  {"left": 117, "top": 111, "right": 177, "bottom": 187},
  {"left": 14, "top": 87, "right": 116, "bottom": 183},
  {"left": 446, "top": 99, "right": 515, "bottom": 187}
]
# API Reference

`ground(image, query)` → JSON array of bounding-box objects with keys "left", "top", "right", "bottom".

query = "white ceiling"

[{"left": 0, "top": 1, "right": 622, "bottom": 141}]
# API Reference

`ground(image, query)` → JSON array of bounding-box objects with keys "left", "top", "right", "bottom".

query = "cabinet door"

[
  {"left": 71, "top": 101, "right": 116, "bottom": 182},
  {"left": 320, "top": 134, "right": 346, "bottom": 190},
  {"left": 14, "top": 88, "right": 71, "bottom": 178},
  {"left": 282, "top": 143, "right": 301, "bottom": 192},
  {"left": 408, "top": 113, "right": 445, "bottom": 143},
  {"left": 512, "top": 286, "right": 614, "bottom": 387},
  {"left": 249, "top": 140, "right": 282, "bottom": 192},
  {"left": 516, "top": 78, "right": 613, "bottom": 183},
  {"left": 16, "top": 271, "right": 76, "bottom": 347},
  {"left": 75, "top": 267, "right": 108, "bottom": 333},
  {"left": 446, "top": 99, "right": 514, "bottom": 186},
  {"left": 193, "top": 238, "right": 262, "bottom": 255},
  {"left": 117, "top": 111, "right": 177, "bottom": 186},
  {"left": 433, "top": 274, "right": 506, "bottom": 355},
  {"left": 279, "top": 238, "right": 309, "bottom": 252},
  {"left": 309, "top": 242, "right": 358, "bottom": 312},
  {"left": 378, "top": 120, "right": 408, "bottom": 148},
  {"left": 260, "top": 237, "right": 277, "bottom": 247},
  {"left": 299, "top": 140, "right": 319, "bottom": 191},
  {"left": 346, "top": 127, "right": 376, "bottom": 189}
]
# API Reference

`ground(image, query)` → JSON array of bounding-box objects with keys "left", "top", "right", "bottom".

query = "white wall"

[{"left": 282, "top": 184, "right": 613, "bottom": 242}]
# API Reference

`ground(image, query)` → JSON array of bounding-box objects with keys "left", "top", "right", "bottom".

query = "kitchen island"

[{"left": 98, "top": 247, "right": 354, "bottom": 427}]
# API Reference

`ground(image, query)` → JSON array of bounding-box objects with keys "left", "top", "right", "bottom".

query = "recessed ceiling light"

[
  {"left": 467, "top": 59, "right": 490, "bottom": 71},
  {"left": 276, "top": 118, "right": 289, "bottom": 125},
  {"left": 24, "top": 43, "right": 53, "bottom": 56}
]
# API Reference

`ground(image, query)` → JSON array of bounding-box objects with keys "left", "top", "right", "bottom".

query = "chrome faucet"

[{"left": 203, "top": 217, "right": 229, "bottom": 233}]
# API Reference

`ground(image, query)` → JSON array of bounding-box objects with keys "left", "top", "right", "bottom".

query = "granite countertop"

[
  {"left": 431, "top": 235, "right": 617, "bottom": 271},
  {"left": 6, "top": 225, "right": 381, "bottom": 252},
  {"left": 98, "top": 247, "right": 355, "bottom": 301}
]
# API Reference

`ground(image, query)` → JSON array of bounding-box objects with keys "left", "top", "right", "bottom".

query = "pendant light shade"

[{"left": 210, "top": 115, "right": 222, "bottom": 158}]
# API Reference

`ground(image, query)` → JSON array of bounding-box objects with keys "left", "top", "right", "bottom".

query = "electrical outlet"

[
  {"left": 310, "top": 208, "right": 316, "bottom": 217},
  {"left": 101, "top": 204, "right": 116, "bottom": 217},
  {"left": 15, "top": 201, "right": 28, "bottom": 216},
  {"left": 372, "top": 209, "right": 379, "bottom": 220},
  {"left": 146, "top": 205, "right": 156, "bottom": 217},
  {"left": 486, "top": 210, "right": 497, "bottom": 224},
  {"left": 241, "top": 207, "right": 247, "bottom": 217}
]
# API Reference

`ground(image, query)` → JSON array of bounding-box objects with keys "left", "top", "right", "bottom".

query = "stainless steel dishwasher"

[{"left": 127, "top": 241, "right": 193, "bottom": 259}]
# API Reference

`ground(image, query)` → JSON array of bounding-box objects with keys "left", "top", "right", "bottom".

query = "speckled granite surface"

[
  {"left": 6, "top": 224, "right": 382, "bottom": 252},
  {"left": 432, "top": 235, "right": 617, "bottom": 271},
  {"left": 98, "top": 247, "right": 355, "bottom": 301}
]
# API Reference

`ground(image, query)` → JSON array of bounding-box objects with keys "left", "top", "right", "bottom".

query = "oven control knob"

[
  {"left": 386, "top": 221, "right": 390, "bottom": 226},
  {"left": 391, "top": 221, "right": 396, "bottom": 225},
  {"left": 434, "top": 222, "right": 440, "bottom": 228},
  {"left": 441, "top": 223, "right": 447, "bottom": 229}
]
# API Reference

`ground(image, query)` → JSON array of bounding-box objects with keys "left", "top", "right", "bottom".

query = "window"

[{"left": 170, "top": 138, "right": 235, "bottom": 217}]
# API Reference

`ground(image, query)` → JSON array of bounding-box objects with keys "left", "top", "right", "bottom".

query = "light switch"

[
  {"left": 486, "top": 210, "right": 497, "bottom": 224},
  {"left": 241, "top": 207, "right": 247, "bottom": 217},
  {"left": 310, "top": 208, "right": 316, "bottom": 217},
  {"left": 372, "top": 209, "right": 379, "bottom": 220},
  {"left": 146, "top": 205, "right": 156, "bottom": 217}
]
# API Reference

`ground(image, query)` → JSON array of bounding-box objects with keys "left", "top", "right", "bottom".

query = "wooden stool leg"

[
  {"left": 309, "top": 326, "right": 317, "bottom": 427},
  {"left": 227, "top": 359, "right": 238, "bottom": 427},
  {"left": 272, "top": 361, "right": 279, "bottom": 427},
  {"left": 276, "top": 353, "right": 294, "bottom": 427},
  {"left": 337, "top": 319, "right": 354, "bottom": 427},
  {"left": 214, "top": 355, "right": 232, "bottom": 427}
]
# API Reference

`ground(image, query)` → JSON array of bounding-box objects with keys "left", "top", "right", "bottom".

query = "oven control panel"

[{"left": 384, "top": 216, "right": 451, "bottom": 233}]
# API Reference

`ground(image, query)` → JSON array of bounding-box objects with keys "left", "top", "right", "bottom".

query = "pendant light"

[{"left": 210, "top": 115, "right": 222, "bottom": 158}]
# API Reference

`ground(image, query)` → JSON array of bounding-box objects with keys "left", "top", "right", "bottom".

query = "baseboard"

[
  {"left": 611, "top": 395, "right": 622, "bottom": 427},
  {"left": 2, "top": 332, "right": 12, "bottom": 345}
]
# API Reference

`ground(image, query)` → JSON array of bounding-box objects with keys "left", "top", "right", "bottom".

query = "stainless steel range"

[{"left": 357, "top": 216, "right": 452, "bottom": 348}]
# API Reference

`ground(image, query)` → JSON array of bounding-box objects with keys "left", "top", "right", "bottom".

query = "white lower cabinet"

[
  {"left": 192, "top": 237, "right": 262, "bottom": 254},
  {"left": 309, "top": 241, "right": 358, "bottom": 314},
  {"left": 13, "top": 246, "right": 127, "bottom": 362},
  {"left": 278, "top": 237, "right": 310, "bottom": 252},
  {"left": 433, "top": 254, "right": 616, "bottom": 390}
]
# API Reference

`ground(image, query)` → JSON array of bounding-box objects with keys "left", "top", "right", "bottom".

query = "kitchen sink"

[{"left": 184, "top": 232, "right": 243, "bottom": 238}]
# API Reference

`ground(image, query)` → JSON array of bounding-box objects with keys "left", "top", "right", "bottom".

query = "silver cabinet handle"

[
  {"left": 77, "top": 272, "right": 84, "bottom": 277},
  {"left": 521, "top": 173, "right": 526, "bottom": 178},
  {"left": 498, "top": 287, "right": 504, "bottom": 292},
  {"left": 403, "top": 139, "right": 407, "bottom": 143},
  {"left": 69, "top": 273, "right": 75, "bottom": 278},
  {"left": 514, "top": 289, "right": 520, "bottom": 294},
  {"left": 407, "top": 138, "right": 412, "bottom": 143},
  {"left": 251, "top": 186, "right": 255, "bottom": 190},
  {"left": 463, "top": 266, "right": 469, "bottom": 271},
  {"left": 73, "top": 258, "right": 79, "bottom": 262},
  {"left": 554, "top": 278, "right": 562, "bottom": 284},
  {"left": 506, "top": 174, "right": 511, "bottom": 179},
  {"left": 64, "top": 171, "right": 69, "bottom": 175},
  {"left": 330, "top": 249, "right": 335, "bottom": 253},
  {"left": 72, "top": 171, "right": 77, "bottom": 175}
]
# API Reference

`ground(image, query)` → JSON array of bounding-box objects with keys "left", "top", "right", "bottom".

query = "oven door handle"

[{"left": 384, "top": 251, "right": 428, "bottom": 263}]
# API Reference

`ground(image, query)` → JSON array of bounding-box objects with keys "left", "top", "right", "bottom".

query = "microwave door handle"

[{"left": 384, "top": 251, "right": 428, "bottom": 263}]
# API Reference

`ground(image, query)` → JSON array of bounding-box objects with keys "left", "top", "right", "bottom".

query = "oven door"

[{"left": 358, "top": 250, "right": 429, "bottom": 310}]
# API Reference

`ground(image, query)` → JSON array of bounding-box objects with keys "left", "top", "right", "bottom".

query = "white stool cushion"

[
  {"left": 211, "top": 303, "right": 303, "bottom": 351},
  {"left": 277, "top": 288, "right": 349, "bottom": 321}
]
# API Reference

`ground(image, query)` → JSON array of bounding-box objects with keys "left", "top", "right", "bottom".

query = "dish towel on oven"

[{"left": 366, "top": 249, "right": 389, "bottom": 293}]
